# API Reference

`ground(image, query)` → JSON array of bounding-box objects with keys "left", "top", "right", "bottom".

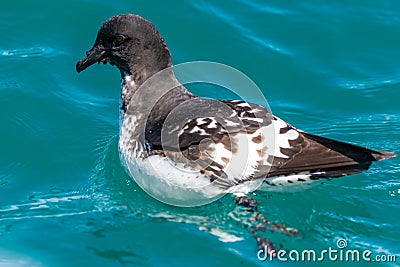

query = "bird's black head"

[{"left": 76, "top": 14, "right": 172, "bottom": 81}]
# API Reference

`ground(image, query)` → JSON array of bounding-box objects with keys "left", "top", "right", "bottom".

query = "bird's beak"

[{"left": 76, "top": 46, "right": 108, "bottom": 73}]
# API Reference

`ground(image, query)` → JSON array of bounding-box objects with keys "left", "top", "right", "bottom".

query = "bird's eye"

[{"left": 113, "top": 34, "right": 127, "bottom": 46}]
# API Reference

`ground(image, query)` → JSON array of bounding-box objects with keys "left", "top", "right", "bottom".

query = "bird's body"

[{"left": 76, "top": 14, "right": 396, "bottom": 206}]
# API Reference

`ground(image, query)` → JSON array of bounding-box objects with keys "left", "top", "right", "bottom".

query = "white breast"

[{"left": 123, "top": 153, "right": 226, "bottom": 207}]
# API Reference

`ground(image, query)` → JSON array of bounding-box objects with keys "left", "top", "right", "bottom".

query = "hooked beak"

[{"left": 76, "top": 46, "right": 108, "bottom": 73}]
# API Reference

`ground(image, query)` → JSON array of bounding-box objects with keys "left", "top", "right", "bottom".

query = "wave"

[
  {"left": 338, "top": 77, "right": 400, "bottom": 92},
  {"left": 0, "top": 46, "right": 63, "bottom": 59},
  {"left": 191, "top": 1, "right": 292, "bottom": 56},
  {"left": 0, "top": 190, "right": 94, "bottom": 222}
]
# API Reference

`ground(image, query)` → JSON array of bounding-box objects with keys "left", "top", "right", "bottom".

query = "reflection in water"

[{"left": 88, "top": 246, "right": 145, "bottom": 265}]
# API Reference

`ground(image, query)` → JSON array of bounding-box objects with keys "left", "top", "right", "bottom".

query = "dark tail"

[
  {"left": 268, "top": 132, "right": 396, "bottom": 178},
  {"left": 370, "top": 149, "right": 397, "bottom": 161}
]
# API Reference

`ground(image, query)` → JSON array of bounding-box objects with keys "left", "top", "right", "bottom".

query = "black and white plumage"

[{"left": 76, "top": 14, "right": 396, "bottom": 204}]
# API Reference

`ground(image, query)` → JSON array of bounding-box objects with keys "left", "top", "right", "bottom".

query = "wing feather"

[{"left": 145, "top": 99, "right": 395, "bottom": 188}]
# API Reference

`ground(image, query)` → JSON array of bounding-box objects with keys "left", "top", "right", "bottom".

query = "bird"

[{"left": 76, "top": 14, "right": 396, "bottom": 206}]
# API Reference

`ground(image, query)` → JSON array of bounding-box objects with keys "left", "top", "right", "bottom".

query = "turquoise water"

[{"left": 1, "top": 0, "right": 399, "bottom": 266}]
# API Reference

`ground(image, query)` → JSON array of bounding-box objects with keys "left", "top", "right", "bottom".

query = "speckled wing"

[
  {"left": 176, "top": 100, "right": 274, "bottom": 148},
  {"left": 147, "top": 99, "right": 394, "bottom": 189},
  {"left": 151, "top": 99, "right": 301, "bottom": 188}
]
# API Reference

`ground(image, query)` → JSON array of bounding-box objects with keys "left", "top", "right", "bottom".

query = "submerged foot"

[{"left": 235, "top": 194, "right": 299, "bottom": 257}]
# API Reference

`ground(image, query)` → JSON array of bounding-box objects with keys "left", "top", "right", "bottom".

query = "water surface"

[{"left": 1, "top": 0, "right": 399, "bottom": 266}]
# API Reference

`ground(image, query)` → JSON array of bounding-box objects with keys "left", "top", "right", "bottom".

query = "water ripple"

[
  {"left": 339, "top": 77, "right": 400, "bottom": 92},
  {"left": 238, "top": 0, "right": 292, "bottom": 16},
  {"left": 192, "top": 2, "right": 292, "bottom": 55},
  {"left": 0, "top": 190, "right": 94, "bottom": 222},
  {"left": 0, "top": 46, "right": 63, "bottom": 59},
  {"left": 0, "top": 79, "right": 21, "bottom": 90},
  {"left": 52, "top": 84, "right": 116, "bottom": 110}
]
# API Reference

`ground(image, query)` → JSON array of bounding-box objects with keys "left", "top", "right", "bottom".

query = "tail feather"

[
  {"left": 371, "top": 150, "right": 397, "bottom": 161},
  {"left": 267, "top": 132, "right": 396, "bottom": 178}
]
